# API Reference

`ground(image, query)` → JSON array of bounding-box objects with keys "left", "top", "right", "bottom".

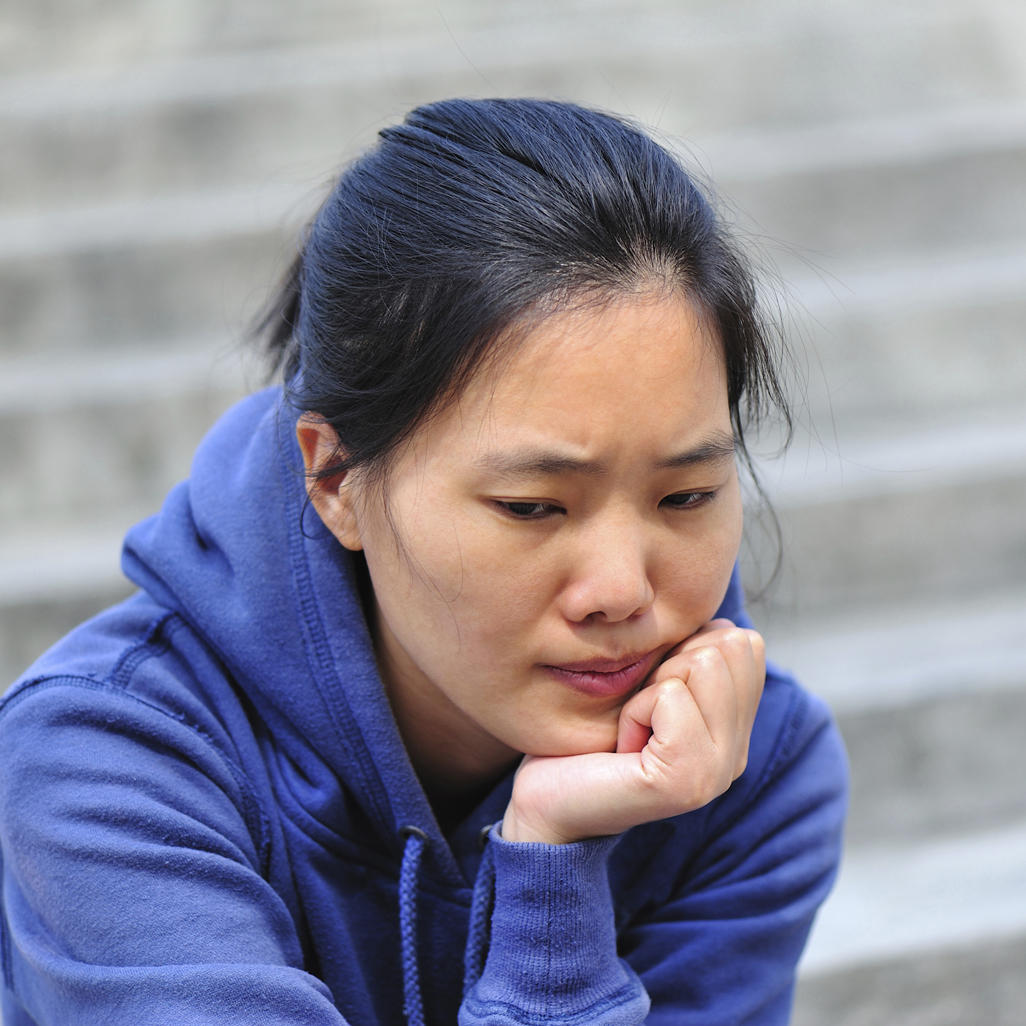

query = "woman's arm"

[
  {"left": 0, "top": 679, "right": 347, "bottom": 1026},
  {"left": 462, "top": 654, "right": 847, "bottom": 1025},
  {"left": 618, "top": 676, "right": 847, "bottom": 1024},
  {"left": 459, "top": 831, "right": 651, "bottom": 1026}
]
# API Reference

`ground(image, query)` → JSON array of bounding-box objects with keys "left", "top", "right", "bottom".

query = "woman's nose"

[{"left": 559, "top": 520, "right": 656, "bottom": 624}]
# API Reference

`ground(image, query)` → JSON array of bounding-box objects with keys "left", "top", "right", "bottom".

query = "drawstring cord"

[
  {"left": 398, "top": 823, "right": 496, "bottom": 1025},
  {"left": 398, "top": 826, "right": 429, "bottom": 1026},
  {"left": 463, "top": 826, "right": 495, "bottom": 994}
]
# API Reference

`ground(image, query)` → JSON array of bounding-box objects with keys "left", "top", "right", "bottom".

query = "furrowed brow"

[
  {"left": 475, "top": 432, "right": 737, "bottom": 481},
  {"left": 657, "top": 432, "right": 737, "bottom": 470},
  {"left": 473, "top": 451, "right": 604, "bottom": 481}
]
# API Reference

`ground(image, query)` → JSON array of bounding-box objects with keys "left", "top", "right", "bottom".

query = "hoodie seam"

[
  {"left": 281, "top": 465, "right": 396, "bottom": 836},
  {"left": 0, "top": 848, "right": 12, "bottom": 990},
  {"left": 0, "top": 671, "right": 273, "bottom": 877},
  {"left": 274, "top": 404, "right": 438, "bottom": 859},
  {"left": 461, "top": 979, "right": 644, "bottom": 1025},
  {"left": 109, "top": 609, "right": 178, "bottom": 689}
]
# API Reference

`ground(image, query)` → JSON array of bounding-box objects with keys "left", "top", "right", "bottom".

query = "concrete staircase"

[{"left": 2, "top": 1, "right": 1024, "bottom": 1021}]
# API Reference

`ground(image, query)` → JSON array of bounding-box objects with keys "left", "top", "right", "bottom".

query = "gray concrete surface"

[{"left": 2, "top": 0, "right": 1024, "bottom": 1021}]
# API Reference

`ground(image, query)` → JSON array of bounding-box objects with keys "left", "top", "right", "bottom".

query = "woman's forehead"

[{"left": 411, "top": 293, "right": 730, "bottom": 465}]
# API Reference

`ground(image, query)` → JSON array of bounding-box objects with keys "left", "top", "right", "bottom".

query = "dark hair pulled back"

[{"left": 259, "top": 97, "right": 790, "bottom": 484}]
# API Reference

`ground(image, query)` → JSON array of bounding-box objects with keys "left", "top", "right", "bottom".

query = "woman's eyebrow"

[
  {"left": 475, "top": 432, "right": 737, "bottom": 480},
  {"left": 656, "top": 432, "right": 737, "bottom": 469}
]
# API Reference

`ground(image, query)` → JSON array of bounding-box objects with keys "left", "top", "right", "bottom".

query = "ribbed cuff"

[{"left": 459, "top": 829, "right": 649, "bottom": 1025}]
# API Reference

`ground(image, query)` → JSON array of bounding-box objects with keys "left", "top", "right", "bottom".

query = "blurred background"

[{"left": 2, "top": 0, "right": 1024, "bottom": 1021}]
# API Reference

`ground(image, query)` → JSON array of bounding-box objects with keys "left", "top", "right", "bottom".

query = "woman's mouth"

[{"left": 542, "top": 651, "right": 659, "bottom": 698}]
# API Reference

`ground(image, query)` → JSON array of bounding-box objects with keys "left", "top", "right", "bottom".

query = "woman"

[{"left": 0, "top": 98, "right": 847, "bottom": 1025}]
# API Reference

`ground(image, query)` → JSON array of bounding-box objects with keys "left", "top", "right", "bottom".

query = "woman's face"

[{"left": 304, "top": 293, "right": 743, "bottom": 788}]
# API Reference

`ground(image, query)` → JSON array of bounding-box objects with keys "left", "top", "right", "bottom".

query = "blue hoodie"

[{"left": 0, "top": 388, "right": 847, "bottom": 1026}]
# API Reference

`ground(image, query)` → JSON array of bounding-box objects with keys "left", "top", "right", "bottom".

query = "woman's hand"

[{"left": 501, "top": 620, "right": 766, "bottom": 845}]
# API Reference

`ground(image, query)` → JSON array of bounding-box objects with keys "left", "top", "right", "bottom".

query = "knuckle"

[
  {"left": 654, "top": 676, "right": 685, "bottom": 700},
  {"left": 748, "top": 632, "right": 767, "bottom": 665},
  {"left": 720, "top": 625, "right": 747, "bottom": 645},
  {"left": 691, "top": 645, "right": 725, "bottom": 672},
  {"left": 721, "top": 626, "right": 756, "bottom": 655}
]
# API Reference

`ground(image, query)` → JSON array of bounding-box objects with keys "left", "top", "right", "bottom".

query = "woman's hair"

[{"left": 258, "top": 97, "right": 790, "bottom": 486}]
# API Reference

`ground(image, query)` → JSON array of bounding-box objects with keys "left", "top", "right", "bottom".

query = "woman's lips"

[{"left": 543, "top": 650, "right": 660, "bottom": 698}]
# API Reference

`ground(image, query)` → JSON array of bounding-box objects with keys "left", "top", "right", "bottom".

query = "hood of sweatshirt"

[
  {"left": 121, "top": 387, "right": 751, "bottom": 884},
  {"left": 121, "top": 389, "right": 472, "bottom": 871}
]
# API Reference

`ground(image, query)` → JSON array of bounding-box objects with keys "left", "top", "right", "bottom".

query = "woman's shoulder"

[
  {"left": 0, "top": 592, "right": 274, "bottom": 867},
  {"left": 6, "top": 592, "right": 220, "bottom": 710},
  {"left": 706, "top": 659, "right": 848, "bottom": 839},
  {"left": 0, "top": 592, "right": 259, "bottom": 789},
  {"left": 747, "top": 659, "right": 848, "bottom": 801}
]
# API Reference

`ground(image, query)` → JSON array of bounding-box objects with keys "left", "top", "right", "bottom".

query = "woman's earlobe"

[
  {"left": 325, "top": 485, "right": 364, "bottom": 551},
  {"left": 296, "top": 414, "right": 364, "bottom": 551}
]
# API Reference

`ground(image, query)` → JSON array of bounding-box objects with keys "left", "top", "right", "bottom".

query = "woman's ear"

[{"left": 295, "top": 413, "right": 364, "bottom": 551}]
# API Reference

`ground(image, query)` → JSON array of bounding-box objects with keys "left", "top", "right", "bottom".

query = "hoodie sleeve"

[
  {"left": 459, "top": 671, "right": 847, "bottom": 1026},
  {"left": 459, "top": 831, "right": 651, "bottom": 1025},
  {"left": 0, "top": 678, "right": 348, "bottom": 1026}
]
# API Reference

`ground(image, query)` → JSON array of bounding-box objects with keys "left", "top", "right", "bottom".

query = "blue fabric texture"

[{"left": 0, "top": 389, "right": 848, "bottom": 1025}]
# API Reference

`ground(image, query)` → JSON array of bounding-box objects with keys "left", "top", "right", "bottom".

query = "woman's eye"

[
  {"left": 661, "top": 491, "right": 714, "bottom": 511},
  {"left": 495, "top": 501, "right": 564, "bottom": 520}
]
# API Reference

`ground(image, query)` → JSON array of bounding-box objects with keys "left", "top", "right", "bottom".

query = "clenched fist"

[{"left": 501, "top": 620, "right": 766, "bottom": 845}]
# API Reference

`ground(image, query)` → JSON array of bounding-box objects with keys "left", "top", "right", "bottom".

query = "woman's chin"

[{"left": 518, "top": 719, "right": 620, "bottom": 759}]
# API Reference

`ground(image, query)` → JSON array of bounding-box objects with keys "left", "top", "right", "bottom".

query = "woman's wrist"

[{"left": 499, "top": 802, "right": 571, "bottom": 845}]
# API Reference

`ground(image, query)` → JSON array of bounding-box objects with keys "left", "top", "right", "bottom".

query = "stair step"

[
  {"left": 712, "top": 112, "right": 1026, "bottom": 265},
  {"left": 799, "top": 821, "right": 1026, "bottom": 977},
  {"left": 842, "top": 682, "right": 1026, "bottom": 847},
  {"left": 763, "top": 588, "right": 1026, "bottom": 845},
  {"left": 0, "top": 200, "right": 295, "bottom": 355},
  {"left": 795, "top": 914, "right": 1026, "bottom": 1026},
  {"left": 766, "top": 588, "right": 1026, "bottom": 713},
  {"left": 2, "top": 2, "right": 1013, "bottom": 113},
  {"left": 6, "top": 95, "right": 1026, "bottom": 235},
  {"left": 0, "top": 339, "right": 251, "bottom": 409},
  {"left": 786, "top": 243, "right": 1026, "bottom": 430},
  {"left": 759, "top": 405, "right": 1026, "bottom": 507},
  {"left": 0, "top": 348, "right": 248, "bottom": 528},
  {"left": 741, "top": 404, "right": 1026, "bottom": 613},
  {"left": 0, "top": 521, "right": 130, "bottom": 604},
  {"left": 0, "top": 182, "right": 311, "bottom": 261},
  {"left": 0, "top": 519, "right": 132, "bottom": 690},
  {"left": 747, "top": 476, "right": 1026, "bottom": 615}
]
